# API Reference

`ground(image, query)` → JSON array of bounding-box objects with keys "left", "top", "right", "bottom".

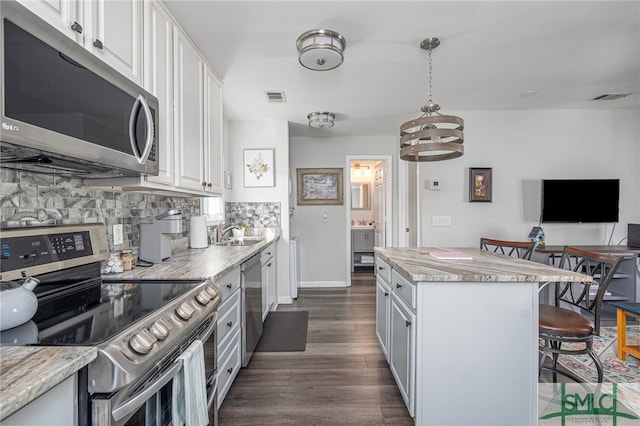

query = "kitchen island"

[{"left": 375, "top": 247, "right": 591, "bottom": 426}]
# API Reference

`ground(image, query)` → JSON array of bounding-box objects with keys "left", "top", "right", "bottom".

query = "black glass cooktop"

[{"left": 0, "top": 267, "right": 203, "bottom": 346}]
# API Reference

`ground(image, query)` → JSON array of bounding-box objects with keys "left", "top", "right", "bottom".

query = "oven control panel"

[{"left": 0, "top": 230, "right": 93, "bottom": 272}]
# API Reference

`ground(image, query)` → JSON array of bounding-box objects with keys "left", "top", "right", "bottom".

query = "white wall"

[
  {"left": 419, "top": 109, "right": 640, "bottom": 247},
  {"left": 290, "top": 136, "right": 398, "bottom": 286},
  {"left": 226, "top": 120, "right": 292, "bottom": 303}
]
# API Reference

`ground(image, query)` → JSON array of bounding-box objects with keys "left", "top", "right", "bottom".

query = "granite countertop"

[
  {"left": 0, "top": 346, "right": 97, "bottom": 420},
  {"left": 106, "top": 229, "right": 279, "bottom": 281},
  {"left": 0, "top": 230, "right": 280, "bottom": 419},
  {"left": 375, "top": 247, "right": 592, "bottom": 283}
]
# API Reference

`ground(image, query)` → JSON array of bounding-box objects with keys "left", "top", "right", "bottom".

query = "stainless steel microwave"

[{"left": 0, "top": 1, "right": 159, "bottom": 178}]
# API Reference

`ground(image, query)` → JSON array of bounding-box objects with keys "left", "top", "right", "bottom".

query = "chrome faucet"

[{"left": 216, "top": 221, "right": 240, "bottom": 242}]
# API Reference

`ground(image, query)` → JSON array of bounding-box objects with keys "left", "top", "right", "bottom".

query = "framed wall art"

[
  {"left": 469, "top": 167, "right": 492, "bottom": 202},
  {"left": 296, "top": 168, "right": 344, "bottom": 205},
  {"left": 244, "top": 149, "right": 275, "bottom": 187}
]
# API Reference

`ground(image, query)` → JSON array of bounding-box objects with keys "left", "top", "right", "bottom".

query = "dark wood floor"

[{"left": 218, "top": 273, "right": 413, "bottom": 425}]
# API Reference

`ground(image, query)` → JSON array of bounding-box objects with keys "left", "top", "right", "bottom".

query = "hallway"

[{"left": 218, "top": 275, "right": 413, "bottom": 425}]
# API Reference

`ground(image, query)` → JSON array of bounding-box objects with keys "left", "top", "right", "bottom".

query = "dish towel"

[{"left": 172, "top": 340, "right": 209, "bottom": 426}]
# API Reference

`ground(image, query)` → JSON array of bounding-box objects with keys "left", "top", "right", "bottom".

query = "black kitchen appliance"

[
  {"left": 0, "top": 224, "right": 219, "bottom": 425},
  {"left": 629, "top": 223, "right": 640, "bottom": 248}
]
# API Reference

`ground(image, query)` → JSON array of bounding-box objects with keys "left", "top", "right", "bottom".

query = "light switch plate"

[
  {"left": 113, "top": 224, "right": 124, "bottom": 245},
  {"left": 432, "top": 216, "right": 451, "bottom": 227}
]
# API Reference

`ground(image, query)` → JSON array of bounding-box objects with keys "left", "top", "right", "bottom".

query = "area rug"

[
  {"left": 550, "top": 326, "right": 640, "bottom": 383},
  {"left": 255, "top": 311, "right": 309, "bottom": 352}
]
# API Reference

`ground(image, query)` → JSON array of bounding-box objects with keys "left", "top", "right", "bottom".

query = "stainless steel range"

[{"left": 0, "top": 224, "right": 220, "bottom": 425}]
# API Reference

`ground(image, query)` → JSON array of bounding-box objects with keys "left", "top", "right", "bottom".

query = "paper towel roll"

[{"left": 190, "top": 216, "right": 208, "bottom": 248}]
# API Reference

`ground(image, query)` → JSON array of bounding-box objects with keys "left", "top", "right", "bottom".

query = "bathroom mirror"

[{"left": 351, "top": 183, "right": 371, "bottom": 210}]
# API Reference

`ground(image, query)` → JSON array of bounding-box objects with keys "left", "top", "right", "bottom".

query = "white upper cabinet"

[
  {"left": 173, "top": 27, "right": 205, "bottom": 192},
  {"left": 174, "top": 27, "right": 224, "bottom": 195},
  {"left": 83, "top": 0, "right": 143, "bottom": 85},
  {"left": 18, "top": 0, "right": 143, "bottom": 85},
  {"left": 17, "top": 0, "right": 81, "bottom": 41},
  {"left": 204, "top": 67, "right": 223, "bottom": 195},
  {"left": 23, "top": 0, "right": 224, "bottom": 197},
  {"left": 142, "top": 0, "right": 174, "bottom": 187}
]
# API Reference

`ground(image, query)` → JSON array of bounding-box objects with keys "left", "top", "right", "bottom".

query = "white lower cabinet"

[
  {"left": 389, "top": 292, "right": 416, "bottom": 418},
  {"left": 217, "top": 327, "right": 242, "bottom": 407},
  {"left": 261, "top": 243, "right": 277, "bottom": 321},
  {"left": 375, "top": 275, "right": 391, "bottom": 360},
  {"left": 377, "top": 255, "right": 416, "bottom": 419},
  {"left": 2, "top": 374, "right": 78, "bottom": 425},
  {"left": 216, "top": 267, "right": 241, "bottom": 408}
]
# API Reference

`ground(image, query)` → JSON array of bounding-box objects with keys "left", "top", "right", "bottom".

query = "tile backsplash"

[
  {"left": 225, "top": 202, "right": 281, "bottom": 232},
  {"left": 0, "top": 169, "right": 201, "bottom": 253}
]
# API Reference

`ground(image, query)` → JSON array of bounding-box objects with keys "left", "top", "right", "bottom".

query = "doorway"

[{"left": 345, "top": 155, "right": 392, "bottom": 287}]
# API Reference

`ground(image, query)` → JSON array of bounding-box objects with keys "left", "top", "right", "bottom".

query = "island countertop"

[
  {"left": 0, "top": 346, "right": 97, "bottom": 420},
  {"left": 375, "top": 247, "right": 592, "bottom": 283}
]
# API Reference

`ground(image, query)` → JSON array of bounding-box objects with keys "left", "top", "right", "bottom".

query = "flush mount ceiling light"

[
  {"left": 296, "top": 29, "right": 346, "bottom": 71},
  {"left": 307, "top": 111, "right": 335, "bottom": 129},
  {"left": 400, "top": 37, "right": 464, "bottom": 162}
]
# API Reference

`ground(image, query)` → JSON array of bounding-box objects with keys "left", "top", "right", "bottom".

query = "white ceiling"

[{"left": 163, "top": 1, "right": 640, "bottom": 138}]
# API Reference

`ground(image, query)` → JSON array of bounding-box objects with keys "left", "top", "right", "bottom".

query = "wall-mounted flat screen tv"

[{"left": 541, "top": 179, "right": 619, "bottom": 223}]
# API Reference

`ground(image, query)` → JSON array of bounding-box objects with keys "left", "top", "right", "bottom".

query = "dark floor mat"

[{"left": 255, "top": 311, "right": 309, "bottom": 352}]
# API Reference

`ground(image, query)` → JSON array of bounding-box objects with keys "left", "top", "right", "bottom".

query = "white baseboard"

[
  {"left": 299, "top": 281, "right": 348, "bottom": 288},
  {"left": 278, "top": 296, "right": 293, "bottom": 304}
]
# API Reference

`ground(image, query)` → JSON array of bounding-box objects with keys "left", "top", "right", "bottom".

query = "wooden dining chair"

[
  {"left": 538, "top": 246, "right": 624, "bottom": 383},
  {"left": 479, "top": 237, "right": 537, "bottom": 260}
]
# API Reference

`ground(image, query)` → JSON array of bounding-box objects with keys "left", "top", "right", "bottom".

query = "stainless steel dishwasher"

[{"left": 241, "top": 253, "right": 263, "bottom": 366}]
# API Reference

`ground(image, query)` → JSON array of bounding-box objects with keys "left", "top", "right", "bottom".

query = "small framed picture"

[
  {"left": 296, "top": 168, "right": 344, "bottom": 206},
  {"left": 469, "top": 167, "right": 492, "bottom": 202},
  {"left": 244, "top": 149, "right": 275, "bottom": 187}
]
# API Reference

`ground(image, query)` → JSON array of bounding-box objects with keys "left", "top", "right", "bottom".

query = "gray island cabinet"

[{"left": 375, "top": 247, "right": 591, "bottom": 426}]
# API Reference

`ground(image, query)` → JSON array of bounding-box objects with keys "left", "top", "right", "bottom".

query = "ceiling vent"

[
  {"left": 265, "top": 91, "right": 286, "bottom": 103},
  {"left": 592, "top": 93, "right": 630, "bottom": 101}
]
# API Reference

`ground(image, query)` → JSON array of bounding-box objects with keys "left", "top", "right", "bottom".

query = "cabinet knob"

[
  {"left": 384, "top": 292, "right": 389, "bottom": 297},
  {"left": 70, "top": 21, "right": 83, "bottom": 34},
  {"left": 207, "top": 182, "right": 212, "bottom": 187},
  {"left": 227, "top": 367, "right": 233, "bottom": 374},
  {"left": 378, "top": 266, "right": 384, "bottom": 270},
  {"left": 226, "top": 283, "right": 232, "bottom": 289},
  {"left": 93, "top": 39, "right": 103, "bottom": 49},
  {"left": 396, "top": 283, "right": 402, "bottom": 289},
  {"left": 202, "top": 181, "right": 207, "bottom": 186},
  {"left": 227, "top": 321, "right": 233, "bottom": 327},
  {"left": 267, "top": 263, "right": 272, "bottom": 267},
  {"left": 405, "top": 320, "right": 412, "bottom": 327}
]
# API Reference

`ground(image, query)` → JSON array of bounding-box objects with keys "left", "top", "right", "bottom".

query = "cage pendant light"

[{"left": 400, "top": 38, "right": 464, "bottom": 162}]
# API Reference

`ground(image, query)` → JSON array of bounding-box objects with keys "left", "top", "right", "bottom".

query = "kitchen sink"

[{"left": 215, "top": 238, "right": 264, "bottom": 246}]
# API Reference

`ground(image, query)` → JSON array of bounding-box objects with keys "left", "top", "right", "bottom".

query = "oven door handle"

[{"left": 112, "top": 361, "right": 182, "bottom": 422}]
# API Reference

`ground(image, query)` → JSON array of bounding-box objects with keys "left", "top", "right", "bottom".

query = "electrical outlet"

[{"left": 113, "top": 224, "right": 124, "bottom": 245}]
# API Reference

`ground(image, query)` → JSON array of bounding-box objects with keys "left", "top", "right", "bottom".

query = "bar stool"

[{"left": 539, "top": 246, "right": 624, "bottom": 383}]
